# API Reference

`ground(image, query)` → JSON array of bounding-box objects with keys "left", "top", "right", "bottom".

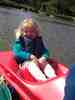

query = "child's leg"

[
  {"left": 44, "top": 63, "right": 56, "bottom": 78},
  {"left": 22, "top": 61, "right": 47, "bottom": 81}
]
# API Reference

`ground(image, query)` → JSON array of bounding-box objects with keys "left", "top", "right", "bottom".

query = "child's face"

[{"left": 22, "top": 26, "right": 39, "bottom": 39}]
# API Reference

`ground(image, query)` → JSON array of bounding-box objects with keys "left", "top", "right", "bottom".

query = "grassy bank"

[
  {"left": 0, "top": 0, "right": 35, "bottom": 12},
  {"left": 0, "top": 0, "right": 74, "bottom": 22},
  {"left": 0, "top": 39, "right": 10, "bottom": 50}
]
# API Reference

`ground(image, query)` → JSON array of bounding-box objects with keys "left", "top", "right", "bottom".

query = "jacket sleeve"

[
  {"left": 38, "top": 37, "right": 50, "bottom": 60},
  {"left": 12, "top": 39, "right": 31, "bottom": 60},
  {"left": 42, "top": 48, "right": 50, "bottom": 60}
]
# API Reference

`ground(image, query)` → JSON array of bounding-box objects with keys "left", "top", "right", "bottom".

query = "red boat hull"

[{"left": 0, "top": 51, "right": 69, "bottom": 100}]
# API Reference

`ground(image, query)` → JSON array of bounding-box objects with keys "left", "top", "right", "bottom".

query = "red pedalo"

[{"left": 0, "top": 51, "right": 69, "bottom": 100}]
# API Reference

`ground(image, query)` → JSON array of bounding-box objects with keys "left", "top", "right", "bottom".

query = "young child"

[{"left": 13, "top": 18, "right": 56, "bottom": 80}]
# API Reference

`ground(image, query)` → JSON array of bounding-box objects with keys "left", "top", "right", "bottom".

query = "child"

[{"left": 13, "top": 18, "right": 56, "bottom": 80}]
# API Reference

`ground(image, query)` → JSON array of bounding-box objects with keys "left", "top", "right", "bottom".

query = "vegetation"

[
  {"left": 0, "top": 0, "right": 75, "bottom": 20},
  {"left": 0, "top": 0, "right": 35, "bottom": 11},
  {"left": 0, "top": 39, "right": 10, "bottom": 50}
]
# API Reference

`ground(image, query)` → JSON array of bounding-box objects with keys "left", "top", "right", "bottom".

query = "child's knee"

[{"left": 44, "top": 64, "right": 56, "bottom": 78}]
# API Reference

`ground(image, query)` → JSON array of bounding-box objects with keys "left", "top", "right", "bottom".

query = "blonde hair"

[{"left": 15, "top": 18, "right": 40, "bottom": 39}]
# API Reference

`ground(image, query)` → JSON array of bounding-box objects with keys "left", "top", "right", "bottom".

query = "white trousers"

[{"left": 22, "top": 61, "right": 56, "bottom": 81}]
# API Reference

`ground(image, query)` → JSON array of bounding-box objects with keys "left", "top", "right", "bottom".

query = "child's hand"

[
  {"left": 30, "top": 54, "right": 38, "bottom": 65},
  {"left": 38, "top": 57, "right": 47, "bottom": 69},
  {"left": 39, "top": 56, "right": 46, "bottom": 63},
  {"left": 15, "top": 29, "right": 21, "bottom": 39},
  {"left": 30, "top": 54, "right": 37, "bottom": 60},
  {"left": 38, "top": 56, "right": 47, "bottom": 67}
]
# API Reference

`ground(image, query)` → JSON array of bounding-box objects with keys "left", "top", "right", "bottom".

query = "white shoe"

[
  {"left": 44, "top": 64, "right": 56, "bottom": 78},
  {"left": 22, "top": 61, "right": 47, "bottom": 81}
]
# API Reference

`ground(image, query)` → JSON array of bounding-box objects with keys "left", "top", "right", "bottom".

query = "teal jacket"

[{"left": 13, "top": 36, "right": 50, "bottom": 63}]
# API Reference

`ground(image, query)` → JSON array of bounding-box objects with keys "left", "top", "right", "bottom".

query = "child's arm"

[
  {"left": 42, "top": 49, "right": 49, "bottom": 60},
  {"left": 37, "top": 37, "right": 50, "bottom": 60},
  {"left": 12, "top": 39, "right": 31, "bottom": 60},
  {"left": 36, "top": 37, "right": 50, "bottom": 65}
]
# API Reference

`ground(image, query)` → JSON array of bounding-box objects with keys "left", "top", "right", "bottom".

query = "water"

[{"left": 0, "top": 7, "right": 75, "bottom": 65}]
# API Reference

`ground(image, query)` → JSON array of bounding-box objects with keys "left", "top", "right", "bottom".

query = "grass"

[
  {"left": 0, "top": 0, "right": 34, "bottom": 12},
  {"left": 0, "top": 39, "right": 10, "bottom": 50}
]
